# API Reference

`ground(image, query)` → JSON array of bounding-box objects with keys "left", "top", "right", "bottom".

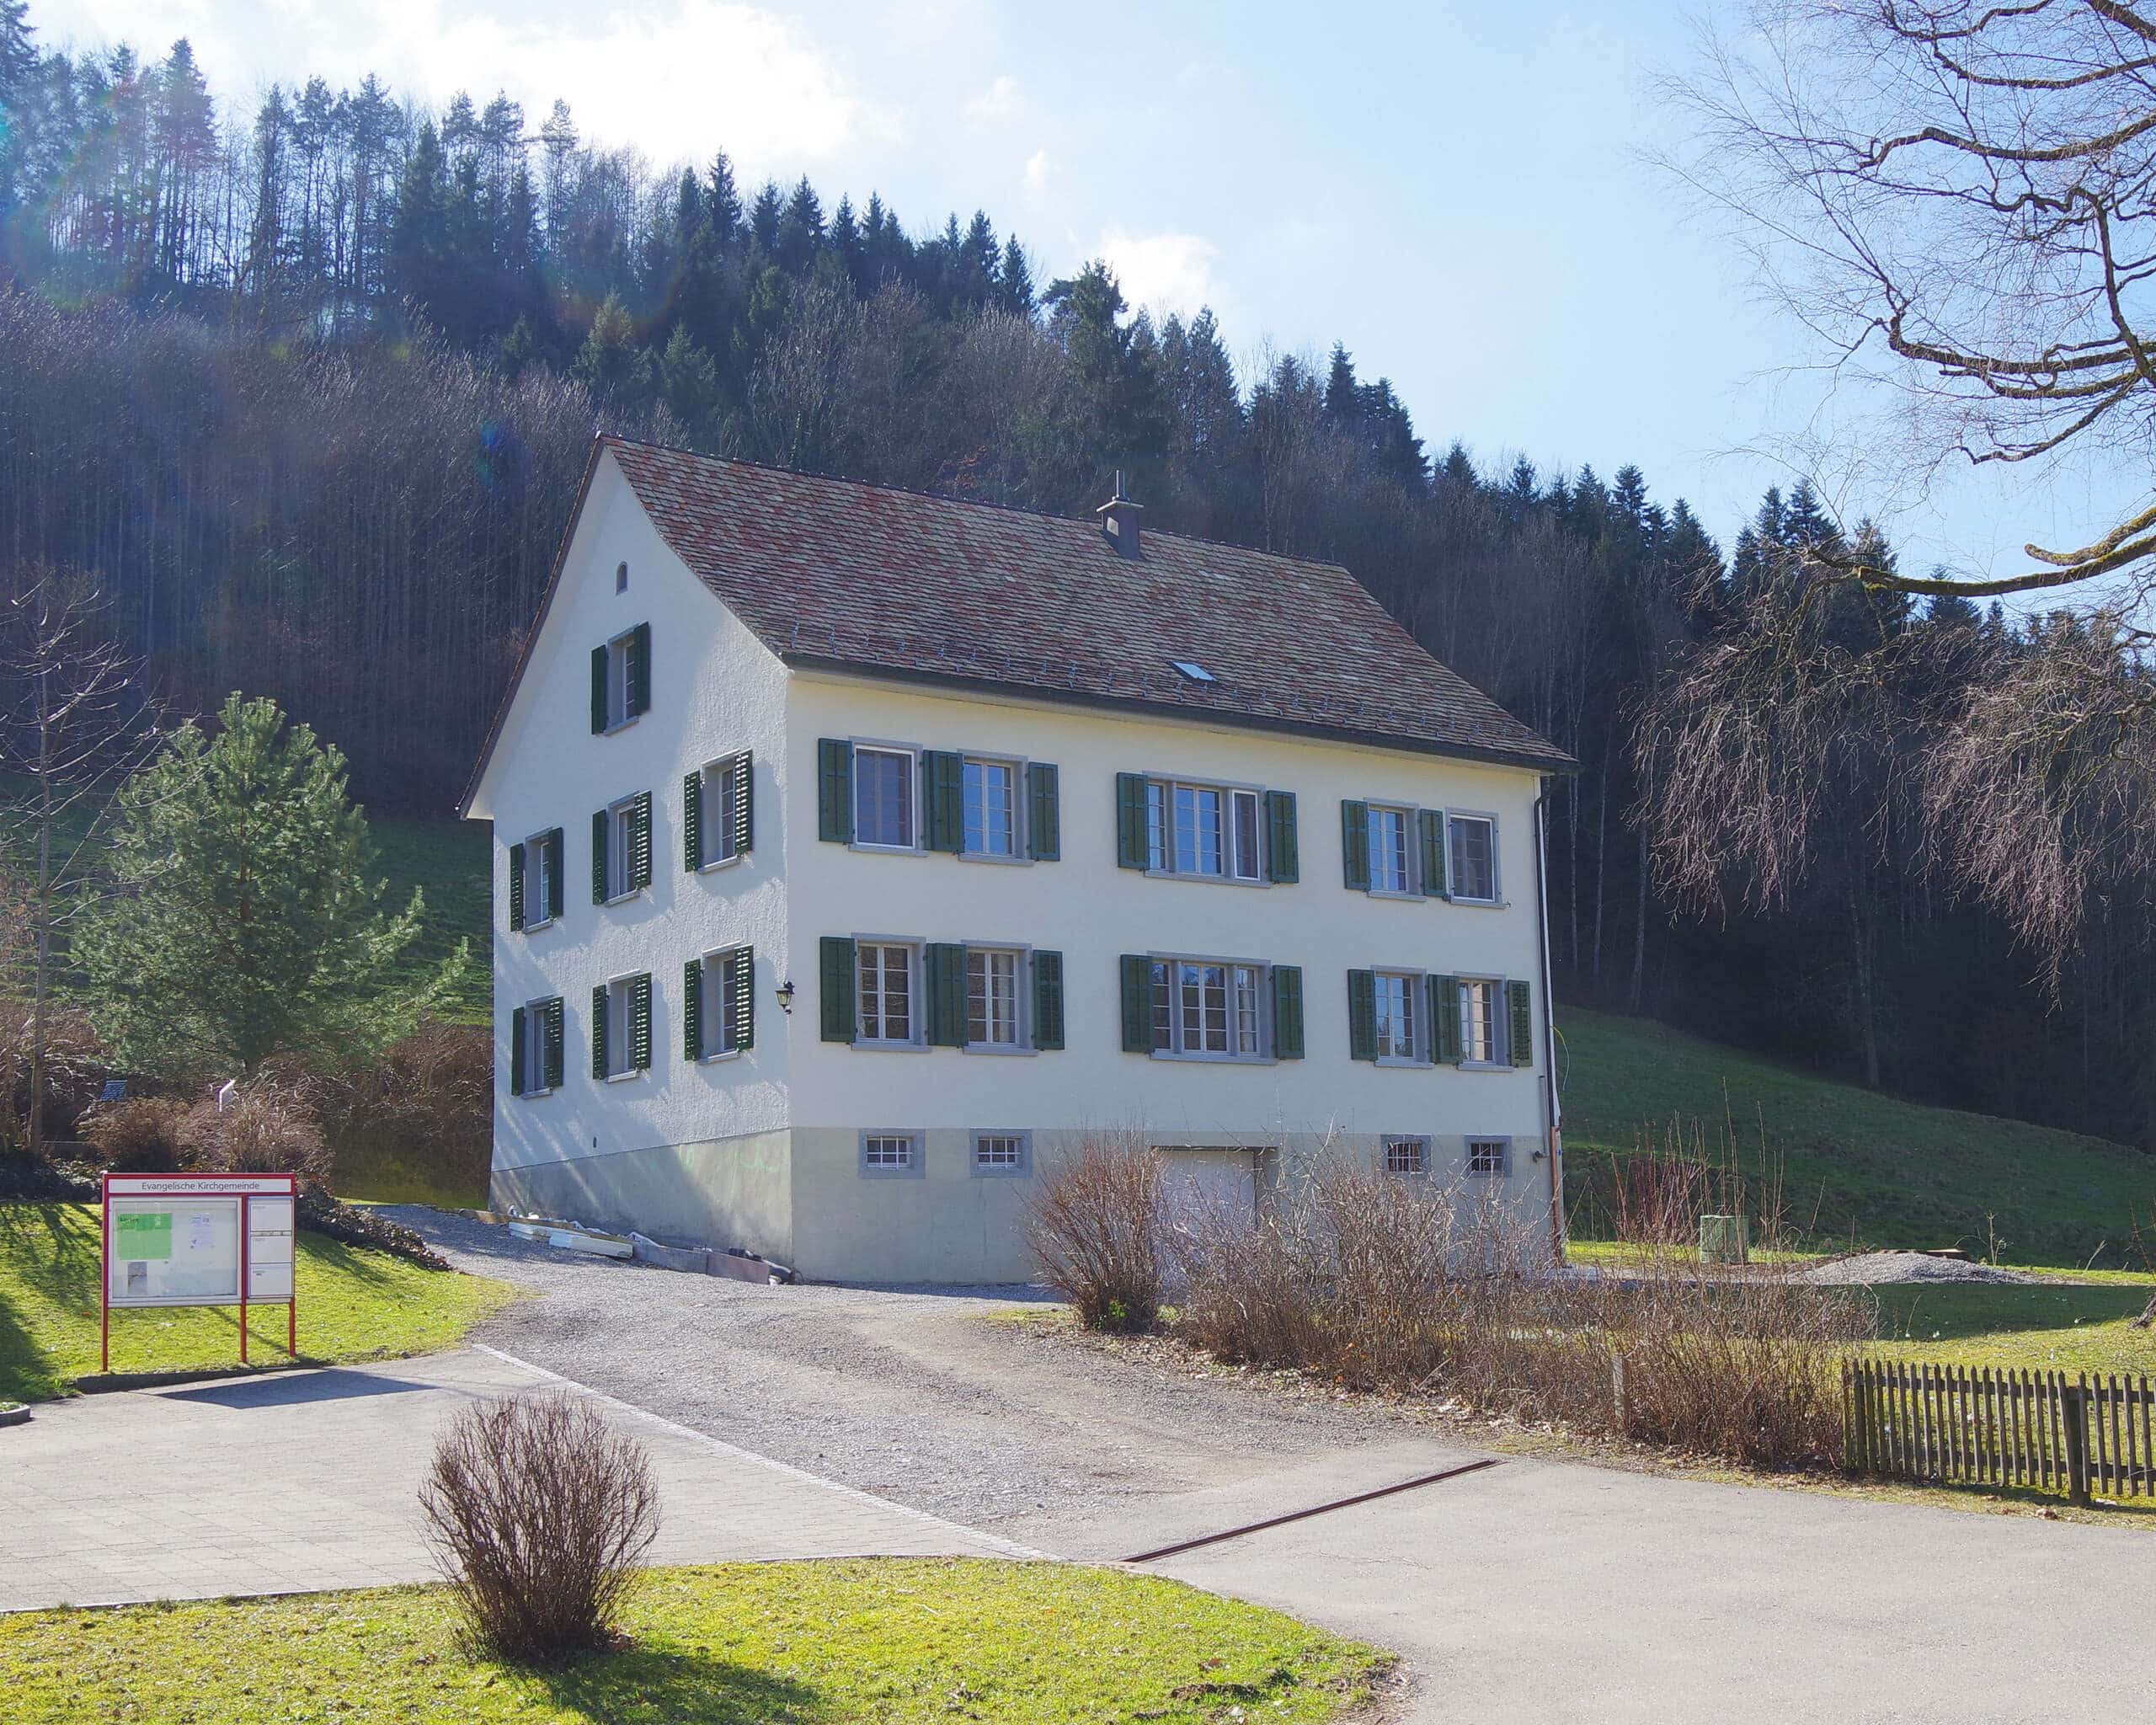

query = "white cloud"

[
  {"left": 963, "top": 75, "right": 1022, "bottom": 131},
  {"left": 41, "top": 0, "right": 896, "bottom": 176},
  {"left": 1022, "top": 147, "right": 1054, "bottom": 207},
  {"left": 1096, "top": 228, "right": 1224, "bottom": 321}
]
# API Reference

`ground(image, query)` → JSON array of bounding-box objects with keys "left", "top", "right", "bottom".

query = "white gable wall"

[{"left": 479, "top": 451, "right": 792, "bottom": 1227}]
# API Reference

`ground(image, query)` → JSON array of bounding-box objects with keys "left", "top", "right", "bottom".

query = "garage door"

[{"left": 1157, "top": 1147, "right": 1257, "bottom": 1233}]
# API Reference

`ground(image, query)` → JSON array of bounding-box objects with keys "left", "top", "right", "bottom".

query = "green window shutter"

[
  {"left": 923, "top": 751, "right": 963, "bottom": 852},
  {"left": 1272, "top": 964, "right": 1305, "bottom": 1060},
  {"left": 1119, "top": 954, "right": 1153, "bottom": 1052},
  {"left": 543, "top": 998, "right": 564, "bottom": 1089},
  {"left": 1264, "top": 790, "right": 1299, "bottom": 883},
  {"left": 510, "top": 1006, "right": 527, "bottom": 1095},
  {"left": 1033, "top": 950, "right": 1065, "bottom": 1049},
  {"left": 1347, "top": 969, "right": 1378, "bottom": 1061},
  {"left": 1418, "top": 809, "right": 1448, "bottom": 900},
  {"left": 817, "top": 739, "right": 854, "bottom": 843},
  {"left": 729, "top": 946, "right": 755, "bottom": 1051},
  {"left": 1341, "top": 800, "right": 1370, "bottom": 890},
  {"left": 682, "top": 770, "right": 703, "bottom": 872},
  {"left": 684, "top": 959, "right": 704, "bottom": 1059},
  {"left": 631, "top": 790, "right": 654, "bottom": 890},
  {"left": 1508, "top": 979, "right": 1534, "bottom": 1067},
  {"left": 590, "top": 644, "right": 608, "bottom": 733},
  {"left": 730, "top": 750, "right": 755, "bottom": 855},
  {"left": 591, "top": 809, "right": 610, "bottom": 903},
  {"left": 628, "top": 621, "right": 652, "bottom": 716},
  {"left": 1433, "top": 975, "right": 1463, "bottom": 1064},
  {"left": 508, "top": 842, "right": 526, "bottom": 931},
  {"left": 1026, "top": 762, "right": 1061, "bottom": 860},
  {"left": 546, "top": 830, "right": 565, "bottom": 921},
  {"left": 926, "top": 942, "right": 967, "bottom": 1044},
  {"left": 819, "top": 936, "right": 857, "bottom": 1042},
  {"left": 1115, "top": 772, "right": 1149, "bottom": 868},
  {"left": 631, "top": 973, "right": 653, "bottom": 1071},
  {"left": 591, "top": 985, "right": 610, "bottom": 1079}
]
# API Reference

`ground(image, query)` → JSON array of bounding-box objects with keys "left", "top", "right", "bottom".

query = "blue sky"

[{"left": 35, "top": 0, "right": 2121, "bottom": 579}]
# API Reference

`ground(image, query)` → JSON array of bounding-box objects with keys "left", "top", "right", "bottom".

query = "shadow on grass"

[
  {"left": 536, "top": 1643, "right": 827, "bottom": 1724},
  {"left": 1870, "top": 1283, "right": 2154, "bottom": 1342},
  {"left": 0, "top": 1281, "right": 64, "bottom": 1401},
  {"left": 0, "top": 1201, "right": 99, "bottom": 1309}
]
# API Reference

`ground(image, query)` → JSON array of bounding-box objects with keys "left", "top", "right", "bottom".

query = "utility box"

[{"left": 1700, "top": 1214, "right": 1750, "bottom": 1264}]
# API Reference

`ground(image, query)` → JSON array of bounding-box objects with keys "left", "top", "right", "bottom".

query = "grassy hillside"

[
  {"left": 372, "top": 818, "right": 490, "bottom": 1023},
  {"left": 1558, "top": 1007, "right": 2153, "bottom": 1266}
]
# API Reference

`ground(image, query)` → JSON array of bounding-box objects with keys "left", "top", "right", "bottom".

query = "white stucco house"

[{"left": 460, "top": 435, "right": 1577, "bottom": 1282}]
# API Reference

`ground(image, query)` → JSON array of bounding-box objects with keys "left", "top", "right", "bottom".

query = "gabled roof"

[
  {"left": 604, "top": 437, "right": 1572, "bottom": 772},
  {"left": 461, "top": 436, "right": 1570, "bottom": 816}
]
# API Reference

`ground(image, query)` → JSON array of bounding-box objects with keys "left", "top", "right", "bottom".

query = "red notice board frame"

[{"left": 101, "top": 1172, "right": 300, "bottom": 1373}]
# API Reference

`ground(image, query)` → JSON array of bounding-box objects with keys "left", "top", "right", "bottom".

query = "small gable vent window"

[
  {"left": 1169, "top": 659, "right": 1214, "bottom": 683},
  {"left": 616, "top": 561, "right": 629, "bottom": 593}
]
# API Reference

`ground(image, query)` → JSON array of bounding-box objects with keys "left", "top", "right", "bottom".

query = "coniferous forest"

[{"left": 1, "top": 6, "right": 2149, "bottom": 1151}]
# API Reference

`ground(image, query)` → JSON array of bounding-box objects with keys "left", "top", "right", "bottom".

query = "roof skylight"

[{"left": 1170, "top": 659, "right": 1215, "bottom": 683}]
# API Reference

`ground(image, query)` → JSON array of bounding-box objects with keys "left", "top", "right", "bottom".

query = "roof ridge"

[{"left": 600, "top": 433, "right": 1354, "bottom": 574}]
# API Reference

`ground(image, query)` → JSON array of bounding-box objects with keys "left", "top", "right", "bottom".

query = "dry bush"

[
  {"left": 419, "top": 1391, "right": 660, "bottom": 1667},
  {"left": 1022, "top": 1132, "right": 1165, "bottom": 1332},
  {"left": 1174, "top": 1146, "right": 1865, "bottom": 1471},
  {"left": 306, "top": 1020, "right": 492, "bottom": 1200},
  {"left": 77, "top": 1096, "right": 191, "bottom": 1172},
  {"left": 177, "top": 1081, "right": 334, "bottom": 1186}
]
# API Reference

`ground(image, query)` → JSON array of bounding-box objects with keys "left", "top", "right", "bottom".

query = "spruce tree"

[{"left": 77, "top": 694, "right": 462, "bottom": 1081}]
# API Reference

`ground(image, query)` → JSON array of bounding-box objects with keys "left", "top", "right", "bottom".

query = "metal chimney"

[{"left": 1095, "top": 471, "right": 1143, "bottom": 559}]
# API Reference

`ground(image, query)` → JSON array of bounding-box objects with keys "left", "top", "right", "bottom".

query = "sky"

[{"left": 27, "top": 0, "right": 2136, "bottom": 583}]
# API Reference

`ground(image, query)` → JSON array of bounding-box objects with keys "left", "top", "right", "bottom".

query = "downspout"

[{"left": 1534, "top": 777, "right": 1566, "bottom": 1265}]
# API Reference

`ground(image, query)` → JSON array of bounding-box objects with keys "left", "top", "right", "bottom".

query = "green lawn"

[
  {"left": 0, "top": 1561, "right": 1388, "bottom": 1725},
  {"left": 1864, "top": 1281, "right": 2156, "bottom": 1375},
  {"left": 0, "top": 1201, "right": 514, "bottom": 1402},
  {"left": 372, "top": 817, "right": 492, "bottom": 1023},
  {"left": 1559, "top": 1007, "right": 2156, "bottom": 1266}
]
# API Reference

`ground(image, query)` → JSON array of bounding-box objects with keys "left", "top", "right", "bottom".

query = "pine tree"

[
  {"left": 571, "top": 290, "right": 641, "bottom": 401},
  {"left": 776, "top": 174, "right": 823, "bottom": 273},
  {"left": 998, "top": 234, "right": 1034, "bottom": 314},
  {"left": 1323, "top": 342, "right": 1358, "bottom": 419},
  {"left": 707, "top": 151, "right": 741, "bottom": 244},
  {"left": 748, "top": 179, "right": 782, "bottom": 254},
  {"left": 77, "top": 694, "right": 461, "bottom": 1081}
]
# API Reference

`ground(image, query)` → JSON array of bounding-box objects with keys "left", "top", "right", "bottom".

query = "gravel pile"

[{"left": 1795, "top": 1250, "right": 2041, "bottom": 1286}]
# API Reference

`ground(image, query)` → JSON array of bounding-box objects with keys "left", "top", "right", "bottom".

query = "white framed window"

[
  {"left": 518, "top": 1000, "right": 551, "bottom": 1096},
  {"left": 967, "top": 947, "right": 1024, "bottom": 1049},
  {"left": 971, "top": 1130, "right": 1032, "bottom": 1177},
  {"left": 962, "top": 756, "right": 1020, "bottom": 858},
  {"left": 1385, "top": 1136, "right": 1430, "bottom": 1174},
  {"left": 857, "top": 941, "right": 918, "bottom": 1045},
  {"left": 1466, "top": 1137, "right": 1512, "bottom": 1177},
  {"left": 854, "top": 745, "right": 917, "bottom": 849},
  {"left": 698, "top": 758, "right": 742, "bottom": 868},
  {"left": 1367, "top": 804, "right": 1414, "bottom": 895},
  {"left": 1145, "top": 777, "right": 1263, "bottom": 881},
  {"left": 520, "top": 832, "right": 556, "bottom": 928},
  {"left": 604, "top": 796, "right": 638, "bottom": 901},
  {"left": 604, "top": 630, "right": 634, "bottom": 729},
  {"left": 601, "top": 975, "right": 637, "bottom": 1079},
  {"left": 1150, "top": 957, "right": 1268, "bottom": 1060},
  {"left": 1374, "top": 969, "right": 1422, "bottom": 1062},
  {"left": 860, "top": 1130, "right": 924, "bottom": 1178},
  {"left": 1459, "top": 978, "right": 1501, "bottom": 1065},
  {"left": 1447, "top": 814, "right": 1499, "bottom": 902}
]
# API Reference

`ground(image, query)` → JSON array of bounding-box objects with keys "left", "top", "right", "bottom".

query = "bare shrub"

[
  {"left": 1022, "top": 1133, "right": 1164, "bottom": 1332},
  {"left": 77, "top": 1096, "right": 190, "bottom": 1172},
  {"left": 419, "top": 1391, "right": 660, "bottom": 1667},
  {"left": 307, "top": 1020, "right": 492, "bottom": 1202},
  {"left": 1175, "top": 1146, "right": 1866, "bottom": 1471},
  {"left": 177, "top": 1081, "right": 334, "bottom": 1186}
]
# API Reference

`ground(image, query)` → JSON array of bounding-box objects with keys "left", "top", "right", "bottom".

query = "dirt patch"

[{"left": 1793, "top": 1250, "right": 2041, "bottom": 1286}]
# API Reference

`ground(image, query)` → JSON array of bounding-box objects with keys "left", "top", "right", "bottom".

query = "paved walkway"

[{"left": 0, "top": 1347, "right": 1027, "bottom": 1612}]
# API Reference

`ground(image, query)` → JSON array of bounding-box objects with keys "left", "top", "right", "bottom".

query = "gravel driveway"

[{"left": 386, "top": 1206, "right": 1467, "bottom": 1550}]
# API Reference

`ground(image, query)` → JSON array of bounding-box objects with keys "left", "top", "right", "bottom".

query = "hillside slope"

[{"left": 1558, "top": 1007, "right": 2152, "bottom": 1265}]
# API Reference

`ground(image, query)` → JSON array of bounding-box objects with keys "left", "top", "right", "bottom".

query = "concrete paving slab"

[
  {"left": 1144, "top": 1451, "right": 2156, "bottom": 1725},
  {"left": 0, "top": 1346, "right": 1027, "bottom": 1612}
]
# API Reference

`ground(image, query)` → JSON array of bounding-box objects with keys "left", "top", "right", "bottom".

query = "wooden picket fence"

[{"left": 1843, "top": 1359, "right": 2156, "bottom": 1506}]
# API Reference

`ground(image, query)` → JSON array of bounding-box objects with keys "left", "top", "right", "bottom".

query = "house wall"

[
  {"left": 472, "top": 450, "right": 792, "bottom": 1254},
  {"left": 781, "top": 671, "right": 1556, "bottom": 1279}
]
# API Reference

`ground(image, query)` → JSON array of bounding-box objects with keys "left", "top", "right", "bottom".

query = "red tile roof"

[{"left": 604, "top": 437, "right": 1572, "bottom": 772}]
